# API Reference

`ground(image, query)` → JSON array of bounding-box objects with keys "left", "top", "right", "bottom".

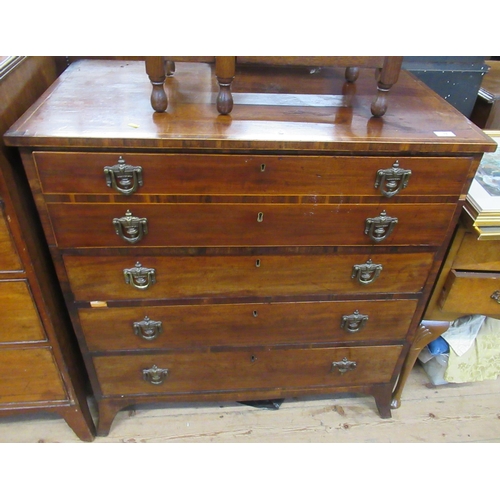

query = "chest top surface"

[{"left": 4, "top": 59, "right": 496, "bottom": 154}]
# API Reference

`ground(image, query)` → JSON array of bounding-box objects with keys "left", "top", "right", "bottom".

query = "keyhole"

[
  {"left": 251, "top": 355, "right": 257, "bottom": 363},
  {"left": 257, "top": 212, "right": 264, "bottom": 222},
  {"left": 260, "top": 164, "right": 266, "bottom": 172},
  {"left": 252, "top": 310, "right": 258, "bottom": 317},
  {"left": 255, "top": 259, "right": 261, "bottom": 268}
]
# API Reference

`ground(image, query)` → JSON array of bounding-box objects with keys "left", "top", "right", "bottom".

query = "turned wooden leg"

[
  {"left": 165, "top": 60, "right": 176, "bottom": 76},
  {"left": 371, "top": 87, "right": 390, "bottom": 118},
  {"left": 96, "top": 399, "right": 125, "bottom": 437},
  {"left": 371, "top": 56, "right": 403, "bottom": 117},
  {"left": 215, "top": 56, "right": 235, "bottom": 115},
  {"left": 145, "top": 56, "right": 168, "bottom": 112},
  {"left": 59, "top": 405, "right": 96, "bottom": 442},
  {"left": 345, "top": 66, "right": 359, "bottom": 83},
  {"left": 391, "top": 320, "right": 451, "bottom": 409}
]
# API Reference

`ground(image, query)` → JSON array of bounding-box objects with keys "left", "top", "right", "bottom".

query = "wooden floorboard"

[{"left": 1, "top": 364, "right": 499, "bottom": 443}]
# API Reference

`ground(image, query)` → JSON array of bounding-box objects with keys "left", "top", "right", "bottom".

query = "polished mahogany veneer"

[{"left": 5, "top": 59, "right": 496, "bottom": 436}]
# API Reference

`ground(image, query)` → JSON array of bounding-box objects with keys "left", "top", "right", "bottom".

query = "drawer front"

[
  {"left": 48, "top": 202, "right": 456, "bottom": 248},
  {"left": 0, "top": 209, "right": 22, "bottom": 271},
  {"left": 64, "top": 252, "right": 434, "bottom": 302},
  {"left": 33, "top": 152, "right": 472, "bottom": 198},
  {"left": 79, "top": 299, "right": 418, "bottom": 351},
  {"left": 453, "top": 232, "right": 500, "bottom": 271},
  {"left": 439, "top": 270, "right": 500, "bottom": 316},
  {"left": 0, "top": 281, "right": 45, "bottom": 343},
  {"left": 93, "top": 345, "right": 403, "bottom": 397},
  {"left": 0, "top": 348, "right": 67, "bottom": 404}
]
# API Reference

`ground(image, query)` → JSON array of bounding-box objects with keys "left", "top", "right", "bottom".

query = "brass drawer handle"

[
  {"left": 341, "top": 310, "right": 369, "bottom": 333},
  {"left": 374, "top": 161, "right": 412, "bottom": 198},
  {"left": 133, "top": 316, "right": 163, "bottom": 340},
  {"left": 364, "top": 210, "right": 398, "bottom": 243},
  {"left": 104, "top": 156, "right": 143, "bottom": 196},
  {"left": 113, "top": 210, "right": 148, "bottom": 244},
  {"left": 351, "top": 259, "right": 383, "bottom": 285},
  {"left": 124, "top": 261, "right": 156, "bottom": 290},
  {"left": 491, "top": 291, "right": 500, "bottom": 303},
  {"left": 142, "top": 364, "right": 169, "bottom": 385},
  {"left": 331, "top": 357, "right": 357, "bottom": 375}
]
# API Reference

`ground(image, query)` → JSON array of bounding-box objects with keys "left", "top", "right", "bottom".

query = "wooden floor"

[{"left": 1, "top": 363, "right": 499, "bottom": 443}]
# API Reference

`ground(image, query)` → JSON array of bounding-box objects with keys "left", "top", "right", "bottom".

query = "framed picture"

[{"left": 467, "top": 131, "right": 500, "bottom": 214}]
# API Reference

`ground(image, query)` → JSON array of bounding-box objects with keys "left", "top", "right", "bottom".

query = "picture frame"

[{"left": 467, "top": 130, "right": 500, "bottom": 214}]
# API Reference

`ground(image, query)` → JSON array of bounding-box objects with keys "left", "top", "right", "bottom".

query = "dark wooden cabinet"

[
  {"left": 0, "top": 57, "right": 95, "bottom": 441},
  {"left": 5, "top": 59, "right": 495, "bottom": 436},
  {"left": 471, "top": 60, "right": 500, "bottom": 129}
]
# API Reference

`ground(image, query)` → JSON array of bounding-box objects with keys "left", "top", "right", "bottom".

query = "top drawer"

[{"left": 32, "top": 152, "right": 473, "bottom": 198}]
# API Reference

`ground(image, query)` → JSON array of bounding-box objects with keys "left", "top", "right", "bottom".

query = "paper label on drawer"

[
  {"left": 90, "top": 301, "right": 108, "bottom": 308},
  {"left": 433, "top": 131, "right": 456, "bottom": 137}
]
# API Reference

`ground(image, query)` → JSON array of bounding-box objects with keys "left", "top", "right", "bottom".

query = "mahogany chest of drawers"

[{"left": 5, "top": 59, "right": 495, "bottom": 436}]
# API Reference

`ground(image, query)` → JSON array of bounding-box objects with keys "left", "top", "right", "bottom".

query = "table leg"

[
  {"left": 391, "top": 320, "right": 450, "bottom": 409},
  {"left": 145, "top": 56, "right": 168, "bottom": 112},
  {"left": 371, "top": 56, "right": 403, "bottom": 117},
  {"left": 215, "top": 56, "right": 235, "bottom": 115}
]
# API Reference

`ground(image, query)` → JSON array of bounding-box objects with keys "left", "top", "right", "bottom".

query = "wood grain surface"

[{"left": 4, "top": 60, "right": 496, "bottom": 153}]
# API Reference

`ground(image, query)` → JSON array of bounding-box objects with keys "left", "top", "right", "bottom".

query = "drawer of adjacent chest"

[
  {"left": 79, "top": 299, "right": 418, "bottom": 352},
  {"left": 0, "top": 348, "right": 67, "bottom": 404},
  {"left": 33, "top": 152, "right": 472, "bottom": 198},
  {"left": 438, "top": 270, "right": 500, "bottom": 317},
  {"left": 0, "top": 281, "right": 46, "bottom": 343},
  {"left": 452, "top": 232, "right": 500, "bottom": 271},
  {"left": 93, "top": 345, "right": 403, "bottom": 397},
  {"left": 47, "top": 202, "right": 456, "bottom": 248},
  {"left": 64, "top": 253, "right": 434, "bottom": 302}
]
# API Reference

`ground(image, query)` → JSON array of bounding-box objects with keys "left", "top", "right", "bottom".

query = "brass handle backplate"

[
  {"left": 341, "top": 310, "right": 369, "bottom": 333},
  {"left": 351, "top": 259, "right": 383, "bottom": 285},
  {"left": 142, "top": 365, "right": 169, "bottom": 385},
  {"left": 331, "top": 357, "right": 357, "bottom": 375},
  {"left": 104, "top": 156, "right": 143, "bottom": 195},
  {"left": 123, "top": 261, "right": 156, "bottom": 290},
  {"left": 113, "top": 210, "right": 148, "bottom": 244},
  {"left": 364, "top": 210, "right": 398, "bottom": 243},
  {"left": 374, "top": 161, "right": 412, "bottom": 198},
  {"left": 133, "top": 316, "right": 163, "bottom": 340}
]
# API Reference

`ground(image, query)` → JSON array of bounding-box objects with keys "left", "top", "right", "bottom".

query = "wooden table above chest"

[{"left": 4, "top": 59, "right": 496, "bottom": 436}]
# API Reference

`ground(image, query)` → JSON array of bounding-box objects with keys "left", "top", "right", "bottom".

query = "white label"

[{"left": 433, "top": 131, "right": 456, "bottom": 137}]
